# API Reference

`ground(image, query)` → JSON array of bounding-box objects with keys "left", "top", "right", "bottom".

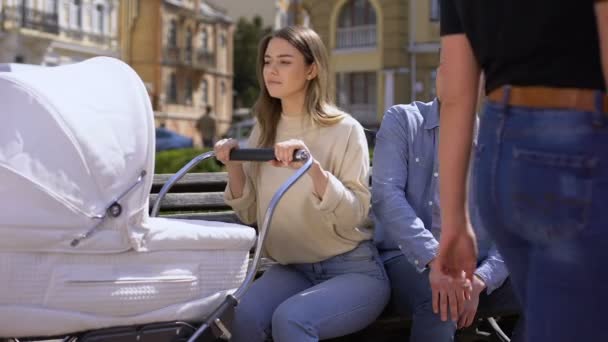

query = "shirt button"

[
  {"left": 428, "top": 201, "right": 433, "bottom": 206},
  {"left": 415, "top": 158, "right": 420, "bottom": 163},
  {"left": 434, "top": 172, "right": 439, "bottom": 177},
  {"left": 414, "top": 260, "right": 419, "bottom": 265}
]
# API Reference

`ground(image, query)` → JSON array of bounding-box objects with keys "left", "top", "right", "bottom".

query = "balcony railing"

[
  {"left": 163, "top": 46, "right": 215, "bottom": 70},
  {"left": 182, "top": 48, "right": 193, "bottom": 66},
  {"left": 163, "top": 46, "right": 181, "bottom": 65},
  {"left": 21, "top": 7, "right": 59, "bottom": 34},
  {"left": 87, "top": 32, "right": 112, "bottom": 45},
  {"left": 336, "top": 25, "right": 376, "bottom": 49},
  {"left": 341, "top": 103, "right": 377, "bottom": 126},
  {"left": 194, "top": 49, "right": 215, "bottom": 70}
]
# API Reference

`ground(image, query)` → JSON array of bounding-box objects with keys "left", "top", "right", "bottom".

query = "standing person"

[
  {"left": 197, "top": 105, "right": 216, "bottom": 148},
  {"left": 435, "top": 1, "right": 608, "bottom": 341},
  {"left": 213, "top": 26, "right": 389, "bottom": 342}
]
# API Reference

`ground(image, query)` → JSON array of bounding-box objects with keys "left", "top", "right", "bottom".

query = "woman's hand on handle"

[
  {"left": 271, "top": 139, "right": 310, "bottom": 169},
  {"left": 272, "top": 139, "right": 329, "bottom": 199},
  {"left": 214, "top": 138, "right": 241, "bottom": 166},
  {"left": 214, "top": 138, "right": 246, "bottom": 199}
]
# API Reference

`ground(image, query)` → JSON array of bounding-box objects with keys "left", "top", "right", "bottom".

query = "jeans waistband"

[{"left": 488, "top": 86, "right": 608, "bottom": 115}]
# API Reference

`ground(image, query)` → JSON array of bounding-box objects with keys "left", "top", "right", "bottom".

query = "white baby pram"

[{"left": 0, "top": 57, "right": 312, "bottom": 341}]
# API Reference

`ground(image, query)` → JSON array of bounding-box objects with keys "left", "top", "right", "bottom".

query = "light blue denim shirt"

[{"left": 372, "top": 99, "right": 508, "bottom": 294}]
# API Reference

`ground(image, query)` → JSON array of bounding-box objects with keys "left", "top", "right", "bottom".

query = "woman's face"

[{"left": 263, "top": 37, "right": 314, "bottom": 101}]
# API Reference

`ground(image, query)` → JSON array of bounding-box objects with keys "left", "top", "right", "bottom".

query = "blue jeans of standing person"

[
  {"left": 230, "top": 241, "right": 390, "bottom": 342},
  {"left": 384, "top": 254, "right": 522, "bottom": 342},
  {"left": 474, "top": 89, "right": 608, "bottom": 342}
]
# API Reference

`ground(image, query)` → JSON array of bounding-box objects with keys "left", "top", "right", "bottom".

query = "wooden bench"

[{"left": 151, "top": 172, "right": 517, "bottom": 342}]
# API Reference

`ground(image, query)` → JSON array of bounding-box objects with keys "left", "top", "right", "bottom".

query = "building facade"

[
  {"left": 122, "top": 0, "right": 234, "bottom": 147},
  {"left": 275, "top": 0, "right": 310, "bottom": 29},
  {"left": 205, "top": 0, "right": 310, "bottom": 32},
  {"left": 0, "top": 0, "right": 119, "bottom": 65},
  {"left": 302, "top": 0, "right": 440, "bottom": 128},
  {"left": 206, "top": 0, "right": 275, "bottom": 29}
]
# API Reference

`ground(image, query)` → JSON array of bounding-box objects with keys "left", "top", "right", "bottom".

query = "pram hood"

[{"left": 0, "top": 57, "right": 251, "bottom": 254}]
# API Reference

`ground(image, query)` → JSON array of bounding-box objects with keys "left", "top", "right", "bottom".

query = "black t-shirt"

[{"left": 440, "top": 0, "right": 606, "bottom": 93}]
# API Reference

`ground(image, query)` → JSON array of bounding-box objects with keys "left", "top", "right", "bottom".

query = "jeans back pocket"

[{"left": 506, "top": 147, "right": 597, "bottom": 243}]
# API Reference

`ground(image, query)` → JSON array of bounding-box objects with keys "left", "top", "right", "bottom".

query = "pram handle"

[
  {"left": 150, "top": 149, "right": 310, "bottom": 217},
  {"left": 229, "top": 148, "right": 310, "bottom": 162}
]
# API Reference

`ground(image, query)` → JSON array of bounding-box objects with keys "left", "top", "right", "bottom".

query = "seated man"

[{"left": 372, "top": 71, "right": 521, "bottom": 341}]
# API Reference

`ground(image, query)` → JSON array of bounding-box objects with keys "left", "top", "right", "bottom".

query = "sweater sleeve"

[
  {"left": 311, "top": 121, "right": 371, "bottom": 240},
  {"left": 223, "top": 125, "right": 260, "bottom": 225}
]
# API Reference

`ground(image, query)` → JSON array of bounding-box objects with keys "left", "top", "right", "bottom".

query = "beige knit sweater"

[{"left": 224, "top": 114, "right": 371, "bottom": 264}]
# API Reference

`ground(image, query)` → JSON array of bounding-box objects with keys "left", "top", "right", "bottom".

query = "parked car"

[
  {"left": 225, "top": 118, "right": 255, "bottom": 146},
  {"left": 155, "top": 127, "right": 193, "bottom": 152}
]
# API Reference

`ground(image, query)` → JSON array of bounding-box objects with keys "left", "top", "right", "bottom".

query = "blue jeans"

[
  {"left": 231, "top": 241, "right": 390, "bottom": 342},
  {"left": 384, "top": 254, "right": 521, "bottom": 342},
  {"left": 475, "top": 91, "right": 608, "bottom": 342}
]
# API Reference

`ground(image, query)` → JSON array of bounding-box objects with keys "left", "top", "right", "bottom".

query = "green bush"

[{"left": 155, "top": 148, "right": 224, "bottom": 173}]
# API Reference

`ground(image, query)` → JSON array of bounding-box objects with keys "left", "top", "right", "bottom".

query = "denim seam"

[{"left": 490, "top": 86, "right": 510, "bottom": 221}]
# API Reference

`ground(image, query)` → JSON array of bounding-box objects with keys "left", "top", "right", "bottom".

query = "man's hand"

[
  {"left": 457, "top": 275, "right": 486, "bottom": 329},
  {"left": 429, "top": 259, "right": 472, "bottom": 322}
]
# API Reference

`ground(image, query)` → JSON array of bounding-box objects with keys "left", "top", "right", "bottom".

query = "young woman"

[
  {"left": 214, "top": 26, "right": 389, "bottom": 342},
  {"left": 435, "top": 1, "right": 608, "bottom": 341}
]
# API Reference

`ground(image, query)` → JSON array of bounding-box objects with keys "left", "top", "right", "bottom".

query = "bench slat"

[
  {"left": 149, "top": 192, "right": 231, "bottom": 211},
  {"left": 152, "top": 173, "right": 228, "bottom": 193},
  {"left": 152, "top": 168, "right": 373, "bottom": 194}
]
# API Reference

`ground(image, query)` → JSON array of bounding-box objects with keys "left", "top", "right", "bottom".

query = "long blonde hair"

[{"left": 252, "top": 26, "right": 346, "bottom": 147}]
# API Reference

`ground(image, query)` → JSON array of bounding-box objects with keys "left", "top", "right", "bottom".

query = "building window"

[
  {"left": 201, "top": 29, "right": 208, "bottom": 51},
  {"left": 168, "top": 20, "right": 178, "bottom": 47},
  {"left": 96, "top": 4, "right": 105, "bottom": 33},
  {"left": 301, "top": 9, "right": 311, "bottom": 28},
  {"left": 429, "top": 70, "right": 438, "bottom": 98},
  {"left": 185, "top": 78, "right": 193, "bottom": 105},
  {"left": 336, "top": 0, "right": 377, "bottom": 49},
  {"left": 71, "top": 0, "right": 82, "bottom": 28},
  {"left": 201, "top": 79, "right": 208, "bottom": 103},
  {"left": 287, "top": 2, "right": 311, "bottom": 28},
  {"left": 430, "top": 0, "right": 440, "bottom": 22},
  {"left": 279, "top": 12, "right": 288, "bottom": 29},
  {"left": 220, "top": 33, "right": 226, "bottom": 48},
  {"left": 220, "top": 81, "right": 226, "bottom": 96},
  {"left": 185, "top": 28, "right": 193, "bottom": 61},
  {"left": 15, "top": 55, "right": 25, "bottom": 63},
  {"left": 167, "top": 73, "right": 177, "bottom": 104},
  {"left": 46, "top": 0, "right": 59, "bottom": 14},
  {"left": 287, "top": 2, "right": 298, "bottom": 26},
  {"left": 336, "top": 71, "right": 377, "bottom": 125}
]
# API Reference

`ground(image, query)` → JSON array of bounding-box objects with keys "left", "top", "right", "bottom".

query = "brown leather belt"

[{"left": 487, "top": 86, "right": 608, "bottom": 113}]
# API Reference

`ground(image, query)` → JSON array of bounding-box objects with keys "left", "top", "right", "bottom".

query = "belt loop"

[
  {"left": 592, "top": 90, "right": 605, "bottom": 127},
  {"left": 501, "top": 85, "right": 512, "bottom": 114}
]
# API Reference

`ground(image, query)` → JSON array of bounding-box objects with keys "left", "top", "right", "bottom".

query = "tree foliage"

[{"left": 233, "top": 16, "right": 272, "bottom": 108}]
